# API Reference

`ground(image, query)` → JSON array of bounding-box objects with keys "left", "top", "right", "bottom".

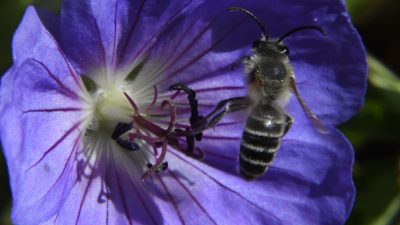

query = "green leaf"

[
  {"left": 370, "top": 195, "right": 400, "bottom": 225},
  {"left": 368, "top": 55, "right": 400, "bottom": 93}
]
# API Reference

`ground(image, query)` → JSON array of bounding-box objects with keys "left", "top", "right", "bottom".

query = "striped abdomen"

[{"left": 239, "top": 104, "right": 292, "bottom": 180}]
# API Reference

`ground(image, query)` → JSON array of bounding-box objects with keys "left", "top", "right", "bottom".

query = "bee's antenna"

[
  {"left": 227, "top": 7, "right": 268, "bottom": 40},
  {"left": 278, "top": 25, "right": 327, "bottom": 43}
]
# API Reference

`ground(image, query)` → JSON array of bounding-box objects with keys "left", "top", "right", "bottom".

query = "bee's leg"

[
  {"left": 169, "top": 83, "right": 204, "bottom": 140},
  {"left": 169, "top": 83, "right": 204, "bottom": 156},
  {"left": 195, "top": 96, "right": 250, "bottom": 132},
  {"left": 283, "top": 114, "right": 293, "bottom": 136},
  {"left": 111, "top": 122, "right": 140, "bottom": 151},
  {"left": 166, "top": 130, "right": 204, "bottom": 160},
  {"left": 168, "top": 84, "right": 248, "bottom": 155},
  {"left": 172, "top": 127, "right": 205, "bottom": 159}
]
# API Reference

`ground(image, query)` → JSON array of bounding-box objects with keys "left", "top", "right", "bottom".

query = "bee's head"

[
  {"left": 227, "top": 7, "right": 326, "bottom": 59},
  {"left": 245, "top": 42, "right": 290, "bottom": 101},
  {"left": 253, "top": 39, "right": 289, "bottom": 58},
  {"left": 228, "top": 7, "right": 326, "bottom": 101}
]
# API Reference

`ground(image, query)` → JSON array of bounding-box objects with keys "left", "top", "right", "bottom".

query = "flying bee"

[{"left": 170, "top": 7, "right": 328, "bottom": 180}]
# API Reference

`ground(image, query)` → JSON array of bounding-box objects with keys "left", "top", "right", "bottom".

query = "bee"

[{"left": 170, "top": 7, "right": 328, "bottom": 180}]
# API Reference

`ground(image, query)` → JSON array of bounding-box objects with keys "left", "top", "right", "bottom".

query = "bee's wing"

[{"left": 289, "top": 77, "right": 329, "bottom": 134}]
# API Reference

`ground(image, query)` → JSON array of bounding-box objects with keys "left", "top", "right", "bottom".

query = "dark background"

[{"left": 1, "top": 0, "right": 400, "bottom": 224}]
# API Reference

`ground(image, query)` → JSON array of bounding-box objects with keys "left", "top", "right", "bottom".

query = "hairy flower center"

[
  {"left": 95, "top": 86, "right": 132, "bottom": 127},
  {"left": 80, "top": 65, "right": 201, "bottom": 179},
  {"left": 83, "top": 74, "right": 136, "bottom": 133},
  {"left": 80, "top": 71, "right": 169, "bottom": 178}
]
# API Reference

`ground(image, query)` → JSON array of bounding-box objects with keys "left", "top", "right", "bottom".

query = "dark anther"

[
  {"left": 112, "top": 122, "right": 139, "bottom": 151},
  {"left": 112, "top": 122, "right": 133, "bottom": 139},
  {"left": 115, "top": 138, "right": 140, "bottom": 151},
  {"left": 147, "top": 161, "right": 168, "bottom": 172},
  {"left": 160, "top": 162, "right": 168, "bottom": 171}
]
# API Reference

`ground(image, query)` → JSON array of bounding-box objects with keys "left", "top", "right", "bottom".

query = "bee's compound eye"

[
  {"left": 252, "top": 40, "right": 261, "bottom": 49},
  {"left": 277, "top": 45, "right": 289, "bottom": 55}
]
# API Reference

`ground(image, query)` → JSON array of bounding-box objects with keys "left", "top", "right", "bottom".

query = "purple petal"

[
  {"left": 246, "top": 0, "right": 367, "bottom": 125},
  {"left": 5, "top": 60, "right": 83, "bottom": 225},
  {"left": 146, "top": 1, "right": 360, "bottom": 223},
  {"left": 1, "top": 7, "right": 85, "bottom": 224},
  {"left": 158, "top": 0, "right": 367, "bottom": 126},
  {"left": 141, "top": 1, "right": 248, "bottom": 88},
  {"left": 12, "top": 7, "right": 57, "bottom": 66},
  {"left": 60, "top": 0, "right": 116, "bottom": 73},
  {"left": 60, "top": 0, "right": 203, "bottom": 74},
  {"left": 155, "top": 127, "right": 354, "bottom": 224},
  {"left": 51, "top": 161, "right": 163, "bottom": 225}
]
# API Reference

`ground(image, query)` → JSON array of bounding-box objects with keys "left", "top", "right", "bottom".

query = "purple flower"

[{"left": 0, "top": 0, "right": 366, "bottom": 224}]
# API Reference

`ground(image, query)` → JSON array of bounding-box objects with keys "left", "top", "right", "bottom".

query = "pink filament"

[{"left": 124, "top": 91, "right": 181, "bottom": 179}]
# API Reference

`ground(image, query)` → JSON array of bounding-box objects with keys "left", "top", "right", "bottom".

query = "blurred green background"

[{"left": 1, "top": 0, "right": 400, "bottom": 224}]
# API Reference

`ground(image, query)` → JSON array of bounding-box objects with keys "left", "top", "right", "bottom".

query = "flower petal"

[
  {"left": 60, "top": 0, "right": 203, "bottom": 74},
  {"left": 138, "top": 2, "right": 246, "bottom": 85},
  {"left": 155, "top": 127, "right": 354, "bottom": 224},
  {"left": 1, "top": 7, "right": 85, "bottom": 224},
  {"left": 130, "top": 2, "right": 360, "bottom": 222},
  {"left": 246, "top": 0, "right": 367, "bottom": 125},
  {"left": 12, "top": 7, "right": 58, "bottom": 66},
  {"left": 152, "top": 0, "right": 366, "bottom": 125},
  {"left": 10, "top": 60, "right": 84, "bottom": 224},
  {"left": 51, "top": 160, "right": 164, "bottom": 225}
]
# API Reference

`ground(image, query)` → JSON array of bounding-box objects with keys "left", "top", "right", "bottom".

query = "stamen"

[
  {"left": 161, "top": 99, "right": 176, "bottom": 135},
  {"left": 146, "top": 161, "right": 168, "bottom": 173},
  {"left": 123, "top": 92, "right": 139, "bottom": 114},
  {"left": 146, "top": 85, "right": 158, "bottom": 110},
  {"left": 128, "top": 128, "right": 161, "bottom": 156},
  {"left": 118, "top": 91, "right": 206, "bottom": 179},
  {"left": 141, "top": 141, "right": 168, "bottom": 180}
]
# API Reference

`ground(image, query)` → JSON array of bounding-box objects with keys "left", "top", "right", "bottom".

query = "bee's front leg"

[
  {"left": 169, "top": 83, "right": 205, "bottom": 138},
  {"left": 169, "top": 83, "right": 205, "bottom": 155},
  {"left": 169, "top": 83, "right": 250, "bottom": 133},
  {"left": 202, "top": 96, "right": 250, "bottom": 131}
]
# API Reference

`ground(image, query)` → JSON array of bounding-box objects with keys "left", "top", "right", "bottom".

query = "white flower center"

[{"left": 81, "top": 72, "right": 154, "bottom": 178}]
